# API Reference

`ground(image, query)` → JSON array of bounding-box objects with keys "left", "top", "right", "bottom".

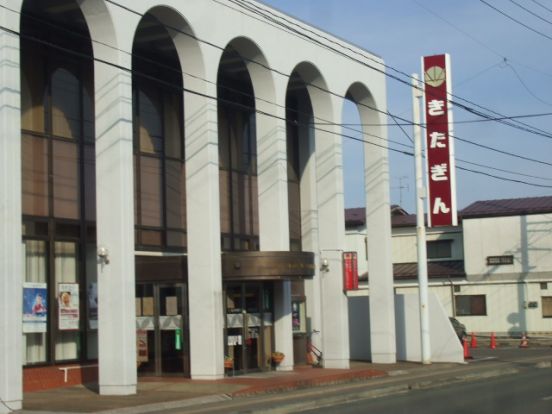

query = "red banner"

[
  {"left": 342, "top": 252, "right": 358, "bottom": 292},
  {"left": 422, "top": 54, "right": 457, "bottom": 227}
]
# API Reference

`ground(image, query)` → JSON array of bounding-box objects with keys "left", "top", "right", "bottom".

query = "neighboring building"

[
  {"left": 461, "top": 197, "right": 552, "bottom": 334},
  {"left": 345, "top": 196, "right": 552, "bottom": 339},
  {"left": 0, "top": 0, "right": 395, "bottom": 410}
]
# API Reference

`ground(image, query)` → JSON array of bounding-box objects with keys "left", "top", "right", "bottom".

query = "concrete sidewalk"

[
  {"left": 20, "top": 346, "right": 552, "bottom": 414},
  {"left": 20, "top": 361, "right": 417, "bottom": 414}
]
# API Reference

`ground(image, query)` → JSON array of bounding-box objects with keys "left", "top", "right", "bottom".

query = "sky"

[{"left": 261, "top": 0, "right": 552, "bottom": 213}]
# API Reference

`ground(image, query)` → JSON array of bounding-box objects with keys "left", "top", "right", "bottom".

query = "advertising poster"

[
  {"left": 136, "top": 330, "right": 149, "bottom": 363},
  {"left": 22, "top": 282, "right": 48, "bottom": 333},
  {"left": 58, "top": 283, "right": 80, "bottom": 331}
]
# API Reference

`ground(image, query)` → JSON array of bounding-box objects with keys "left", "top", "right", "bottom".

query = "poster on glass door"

[
  {"left": 23, "top": 282, "right": 48, "bottom": 333},
  {"left": 58, "top": 283, "right": 80, "bottom": 330}
]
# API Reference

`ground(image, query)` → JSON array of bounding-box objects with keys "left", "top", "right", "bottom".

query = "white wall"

[
  {"left": 392, "top": 226, "right": 463, "bottom": 263},
  {"left": 463, "top": 214, "right": 552, "bottom": 279},
  {"left": 346, "top": 212, "right": 552, "bottom": 340},
  {"left": 347, "top": 290, "right": 463, "bottom": 363},
  {"left": 394, "top": 281, "right": 552, "bottom": 335},
  {"left": 395, "top": 293, "right": 463, "bottom": 363}
]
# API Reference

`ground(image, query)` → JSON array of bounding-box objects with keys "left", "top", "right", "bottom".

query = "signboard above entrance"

[{"left": 222, "top": 251, "right": 315, "bottom": 281}]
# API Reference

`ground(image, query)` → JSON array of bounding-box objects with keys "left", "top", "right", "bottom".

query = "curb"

[
  {"left": 242, "top": 367, "right": 520, "bottom": 414},
  {"left": 94, "top": 394, "right": 232, "bottom": 414},
  {"left": 20, "top": 394, "right": 232, "bottom": 414}
]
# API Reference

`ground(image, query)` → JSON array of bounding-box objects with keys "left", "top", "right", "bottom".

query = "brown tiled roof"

[
  {"left": 359, "top": 260, "right": 465, "bottom": 281},
  {"left": 391, "top": 214, "right": 419, "bottom": 227},
  {"left": 346, "top": 196, "right": 552, "bottom": 228},
  {"left": 345, "top": 205, "right": 410, "bottom": 228},
  {"left": 344, "top": 207, "right": 366, "bottom": 227},
  {"left": 345, "top": 209, "right": 423, "bottom": 228},
  {"left": 461, "top": 196, "right": 552, "bottom": 219}
]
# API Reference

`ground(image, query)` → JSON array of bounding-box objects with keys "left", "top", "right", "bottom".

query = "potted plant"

[
  {"left": 224, "top": 355, "right": 233, "bottom": 369},
  {"left": 271, "top": 351, "right": 285, "bottom": 364}
]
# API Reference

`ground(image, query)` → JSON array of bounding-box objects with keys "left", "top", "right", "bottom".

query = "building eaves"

[
  {"left": 359, "top": 260, "right": 465, "bottom": 281},
  {"left": 461, "top": 196, "right": 552, "bottom": 219}
]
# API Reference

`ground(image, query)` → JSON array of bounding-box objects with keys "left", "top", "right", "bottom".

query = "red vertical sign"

[
  {"left": 422, "top": 54, "right": 457, "bottom": 227},
  {"left": 343, "top": 252, "right": 358, "bottom": 292}
]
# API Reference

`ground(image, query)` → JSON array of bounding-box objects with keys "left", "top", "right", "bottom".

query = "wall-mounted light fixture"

[
  {"left": 98, "top": 246, "right": 110, "bottom": 265},
  {"left": 320, "top": 258, "right": 329, "bottom": 272}
]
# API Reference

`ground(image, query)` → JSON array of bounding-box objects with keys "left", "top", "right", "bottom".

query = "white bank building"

[{"left": 0, "top": 0, "right": 397, "bottom": 410}]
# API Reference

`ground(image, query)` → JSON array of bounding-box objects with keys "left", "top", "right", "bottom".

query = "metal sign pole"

[{"left": 412, "top": 73, "right": 431, "bottom": 364}]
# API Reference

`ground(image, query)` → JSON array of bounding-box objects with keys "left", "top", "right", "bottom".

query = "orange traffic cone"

[
  {"left": 463, "top": 338, "right": 472, "bottom": 359},
  {"left": 470, "top": 332, "right": 477, "bottom": 349},
  {"left": 490, "top": 332, "right": 497, "bottom": 350},
  {"left": 519, "top": 332, "right": 529, "bottom": 348}
]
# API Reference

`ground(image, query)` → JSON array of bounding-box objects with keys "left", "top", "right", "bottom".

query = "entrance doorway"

[
  {"left": 224, "top": 282, "right": 274, "bottom": 373},
  {"left": 135, "top": 283, "right": 190, "bottom": 376}
]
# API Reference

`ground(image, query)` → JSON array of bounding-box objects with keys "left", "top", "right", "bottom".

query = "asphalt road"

[
  {"left": 303, "top": 364, "right": 552, "bottom": 414},
  {"left": 156, "top": 348, "right": 552, "bottom": 414}
]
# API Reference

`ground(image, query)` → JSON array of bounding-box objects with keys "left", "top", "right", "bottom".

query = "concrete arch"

[
  {"left": 288, "top": 61, "right": 333, "bottom": 123},
  {"left": 136, "top": 5, "right": 206, "bottom": 92},
  {"left": 17, "top": 0, "right": 120, "bottom": 66},
  {"left": 219, "top": 36, "right": 276, "bottom": 110},
  {"left": 79, "top": 0, "right": 118, "bottom": 62},
  {"left": 343, "top": 81, "right": 383, "bottom": 144}
]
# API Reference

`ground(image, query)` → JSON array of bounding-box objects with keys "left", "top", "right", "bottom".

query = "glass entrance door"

[
  {"left": 136, "top": 283, "right": 189, "bottom": 376},
  {"left": 225, "top": 282, "right": 273, "bottom": 374}
]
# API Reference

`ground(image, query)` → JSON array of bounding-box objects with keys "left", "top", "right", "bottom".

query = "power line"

[
  {"left": 53, "top": 0, "right": 552, "bottom": 142},
  {"left": 451, "top": 100, "right": 552, "bottom": 140},
  {"left": 457, "top": 159, "right": 552, "bottom": 182},
  {"left": 315, "top": 111, "right": 552, "bottom": 127},
  {"left": 388, "top": 126, "right": 552, "bottom": 184},
  {"left": 232, "top": 0, "right": 552, "bottom": 140},
  {"left": 1, "top": 24, "right": 414, "bottom": 155},
  {"left": 509, "top": 0, "right": 552, "bottom": 27},
  {"left": 456, "top": 60, "right": 504, "bottom": 88},
  {"left": 452, "top": 132, "right": 552, "bottom": 167},
  {"left": 456, "top": 165, "right": 552, "bottom": 188},
  {"left": 479, "top": 0, "right": 552, "bottom": 41},
  {"left": 504, "top": 61, "right": 552, "bottom": 106},
  {"left": 11, "top": 2, "right": 552, "bottom": 168},
  {"left": 14, "top": 3, "right": 552, "bottom": 172},
  {"left": 387, "top": 125, "right": 552, "bottom": 183},
  {"left": 3, "top": 9, "right": 552, "bottom": 188},
  {"left": 530, "top": 0, "right": 552, "bottom": 15},
  {"left": 7, "top": 3, "right": 410, "bottom": 151},
  {"left": 415, "top": 0, "right": 552, "bottom": 84}
]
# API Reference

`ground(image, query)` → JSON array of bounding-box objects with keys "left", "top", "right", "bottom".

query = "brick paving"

[{"left": 22, "top": 362, "right": 391, "bottom": 413}]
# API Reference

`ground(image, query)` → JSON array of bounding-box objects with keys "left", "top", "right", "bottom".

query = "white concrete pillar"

[
  {"left": 257, "top": 97, "right": 294, "bottom": 370},
  {"left": 315, "top": 118, "right": 350, "bottom": 369},
  {"left": 273, "top": 281, "right": 293, "bottom": 371},
  {"left": 185, "top": 76, "right": 225, "bottom": 379},
  {"left": 0, "top": 17, "right": 23, "bottom": 413},
  {"left": 365, "top": 114, "right": 396, "bottom": 364},
  {"left": 299, "top": 107, "right": 322, "bottom": 352},
  {"left": 95, "top": 62, "right": 137, "bottom": 395}
]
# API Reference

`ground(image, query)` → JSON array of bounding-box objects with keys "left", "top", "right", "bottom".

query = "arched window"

[
  {"left": 218, "top": 47, "right": 259, "bottom": 252},
  {"left": 20, "top": 1, "right": 96, "bottom": 365},
  {"left": 132, "top": 14, "right": 187, "bottom": 252}
]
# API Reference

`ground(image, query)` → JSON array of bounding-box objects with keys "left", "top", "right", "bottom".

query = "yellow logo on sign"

[{"left": 424, "top": 65, "right": 446, "bottom": 88}]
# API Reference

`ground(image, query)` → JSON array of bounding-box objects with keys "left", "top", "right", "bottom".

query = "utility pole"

[{"left": 412, "top": 73, "right": 431, "bottom": 364}]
